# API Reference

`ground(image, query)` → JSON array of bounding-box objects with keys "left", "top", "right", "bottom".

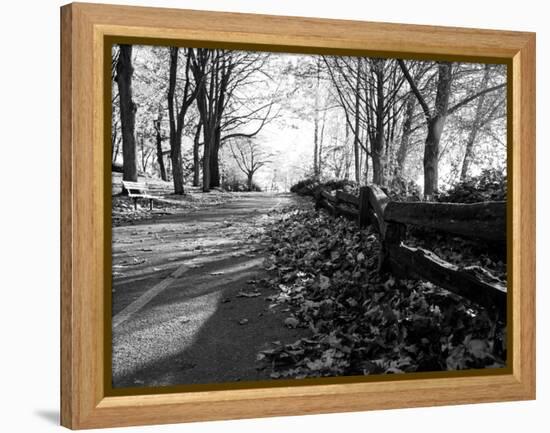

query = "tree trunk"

[
  {"left": 371, "top": 59, "right": 386, "bottom": 186},
  {"left": 111, "top": 123, "right": 118, "bottom": 162},
  {"left": 313, "top": 113, "right": 319, "bottom": 177},
  {"left": 395, "top": 93, "right": 415, "bottom": 178},
  {"left": 139, "top": 135, "right": 146, "bottom": 173},
  {"left": 313, "top": 60, "right": 321, "bottom": 178},
  {"left": 424, "top": 62, "right": 452, "bottom": 198},
  {"left": 167, "top": 47, "right": 185, "bottom": 195},
  {"left": 209, "top": 126, "right": 221, "bottom": 188},
  {"left": 193, "top": 121, "right": 202, "bottom": 187},
  {"left": 372, "top": 150, "right": 384, "bottom": 185},
  {"left": 170, "top": 136, "right": 184, "bottom": 194},
  {"left": 202, "top": 128, "right": 212, "bottom": 192},
  {"left": 362, "top": 130, "right": 369, "bottom": 183},
  {"left": 112, "top": 136, "right": 121, "bottom": 163},
  {"left": 352, "top": 58, "right": 361, "bottom": 183},
  {"left": 423, "top": 117, "right": 444, "bottom": 198},
  {"left": 115, "top": 44, "right": 137, "bottom": 182},
  {"left": 460, "top": 64, "right": 491, "bottom": 182},
  {"left": 247, "top": 172, "right": 253, "bottom": 191},
  {"left": 154, "top": 116, "right": 167, "bottom": 181},
  {"left": 344, "top": 123, "right": 351, "bottom": 180}
]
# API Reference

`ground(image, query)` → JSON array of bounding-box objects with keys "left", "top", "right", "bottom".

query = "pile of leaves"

[
  {"left": 256, "top": 208, "right": 506, "bottom": 379},
  {"left": 436, "top": 169, "right": 507, "bottom": 203},
  {"left": 111, "top": 197, "right": 179, "bottom": 226},
  {"left": 406, "top": 227, "right": 507, "bottom": 285}
]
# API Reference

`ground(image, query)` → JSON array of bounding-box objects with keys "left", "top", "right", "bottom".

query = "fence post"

[
  {"left": 313, "top": 187, "right": 322, "bottom": 210},
  {"left": 379, "top": 221, "right": 406, "bottom": 273},
  {"left": 358, "top": 186, "right": 369, "bottom": 228}
]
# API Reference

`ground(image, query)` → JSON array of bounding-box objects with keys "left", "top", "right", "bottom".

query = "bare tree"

[
  {"left": 192, "top": 118, "right": 202, "bottom": 187},
  {"left": 399, "top": 60, "right": 506, "bottom": 198},
  {"left": 459, "top": 64, "right": 506, "bottom": 181},
  {"left": 190, "top": 49, "right": 275, "bottom": 191},
  {"left": 325, "top": 57, "right": 406, "bottom": 185},
  {"left": 228, "top": 139, "right": 272, "bottom": 191},
  {"left": 189, "top": 48, "right": 217, "bottom": 192},
  {"left": 167, "top": 47, "right": 197, "bottom": 194}
]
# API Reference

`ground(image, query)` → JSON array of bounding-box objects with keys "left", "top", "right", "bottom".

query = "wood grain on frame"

[{"left": 60, "top": 2, "right": 535, "bottom": 429}]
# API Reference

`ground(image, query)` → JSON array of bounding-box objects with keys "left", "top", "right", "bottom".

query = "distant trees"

[
  {"left": 364, "top": 58, "right": 406, "bottom": 185},
  {"left": 228, "top": 139, "right": 272, "bottom": 191},
  {"left": 112, "top": 44, "right": 507, "bottom": 198},
  {"left": 153, "top": 107, "right": 167, "bottom": 181},
  {"left": 325, "top": 56, "right": 406, "bottom": 185},
  {"left": 393, "top": 91, "right": 416, "bottom": 180},
  {"left": 459, "top": 64, "right": 506, "bottom": 182},
  {"left": 312, "top": 58, "right": 325, "bottom": 178},
  {"left": 189, "top": 49, "right": 276, "bottom": 191},
  {"left": 324, "top": 116, "right": 353, "bottom": 179},
  {"left": 290, "top": 57, "right": 332, "bottom": 180}
]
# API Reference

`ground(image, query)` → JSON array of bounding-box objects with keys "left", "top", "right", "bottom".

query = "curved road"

[{"left": 111, "top": 192, "right": 307, "bottom": 388}]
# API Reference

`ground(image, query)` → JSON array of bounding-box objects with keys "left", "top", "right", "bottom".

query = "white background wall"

[{"left": 0, "top": 0, "right": 546, "bottom": 431}]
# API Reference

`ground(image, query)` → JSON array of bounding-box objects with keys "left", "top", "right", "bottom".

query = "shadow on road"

[{"left": 111, "top": 193, "right": 310, "bottom": 388}]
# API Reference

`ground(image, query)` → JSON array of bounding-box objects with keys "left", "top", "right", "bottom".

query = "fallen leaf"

[
  {"left": 468, "top": 339, "right": 491, "bottom": 359},
  {"left": 284, "top": 317, "right": 299, "bottom": 328},
  {"left": 319, "top": 275, "right": 330, "bottom": 291}
]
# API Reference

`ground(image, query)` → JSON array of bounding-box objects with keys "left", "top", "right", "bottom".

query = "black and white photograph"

[{"left": 110, "top": 43, "right": 508, "bottom": 389}]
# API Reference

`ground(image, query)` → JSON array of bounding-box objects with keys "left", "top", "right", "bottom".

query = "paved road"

[{"left": 111, "top": 192, "right": 307, "bottom": 388}]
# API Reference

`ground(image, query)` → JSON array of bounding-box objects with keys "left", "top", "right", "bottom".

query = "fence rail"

[
  {"left": 384, "top": 200, "right": 506, "bottom": 242},
  {"left": 314, "top": 185, "right": 507, "bottom": 314}
]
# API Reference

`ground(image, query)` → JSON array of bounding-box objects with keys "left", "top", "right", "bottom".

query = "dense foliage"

[
  {"left": 290, "top": 177, "right": 358, "bottom": 196},
  {"left": 385, "top": 176, "right": 422, "bottom": 202},
  {"left": 436, "top": 169, "right": 507, "bottom": 203}
]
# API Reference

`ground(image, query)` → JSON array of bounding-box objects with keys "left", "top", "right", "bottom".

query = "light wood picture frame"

[{"left": 60, "top": 2, "right": 535, "bottom": 429}]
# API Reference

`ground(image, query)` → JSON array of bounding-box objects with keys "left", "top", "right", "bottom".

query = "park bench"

[{"left": 122, "top": 180, "right": 154, "bottom": 210}]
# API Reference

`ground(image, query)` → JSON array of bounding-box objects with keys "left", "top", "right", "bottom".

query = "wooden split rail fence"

[{"left": 314, "top": 185, "right": 507, "bottom": 315}]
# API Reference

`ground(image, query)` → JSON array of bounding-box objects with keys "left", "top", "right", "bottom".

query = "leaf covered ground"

[
  {"left": 256, "top": 207, "right": 506, "bottom": 379},
  {"left": 112, "top": 189, "right": 242, "bottom": 227}
]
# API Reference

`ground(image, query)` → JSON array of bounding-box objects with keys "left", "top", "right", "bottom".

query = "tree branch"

[
  {"left": 397, "top": 59, "right": 432, "bottom": 121},
  {"left": 447, "top": 82, "right": 506, "bottom": 115}
]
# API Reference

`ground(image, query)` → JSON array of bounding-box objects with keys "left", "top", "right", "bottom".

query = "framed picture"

[{"left": 60, "top": 2, "right": 535, "bottom": 429}]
